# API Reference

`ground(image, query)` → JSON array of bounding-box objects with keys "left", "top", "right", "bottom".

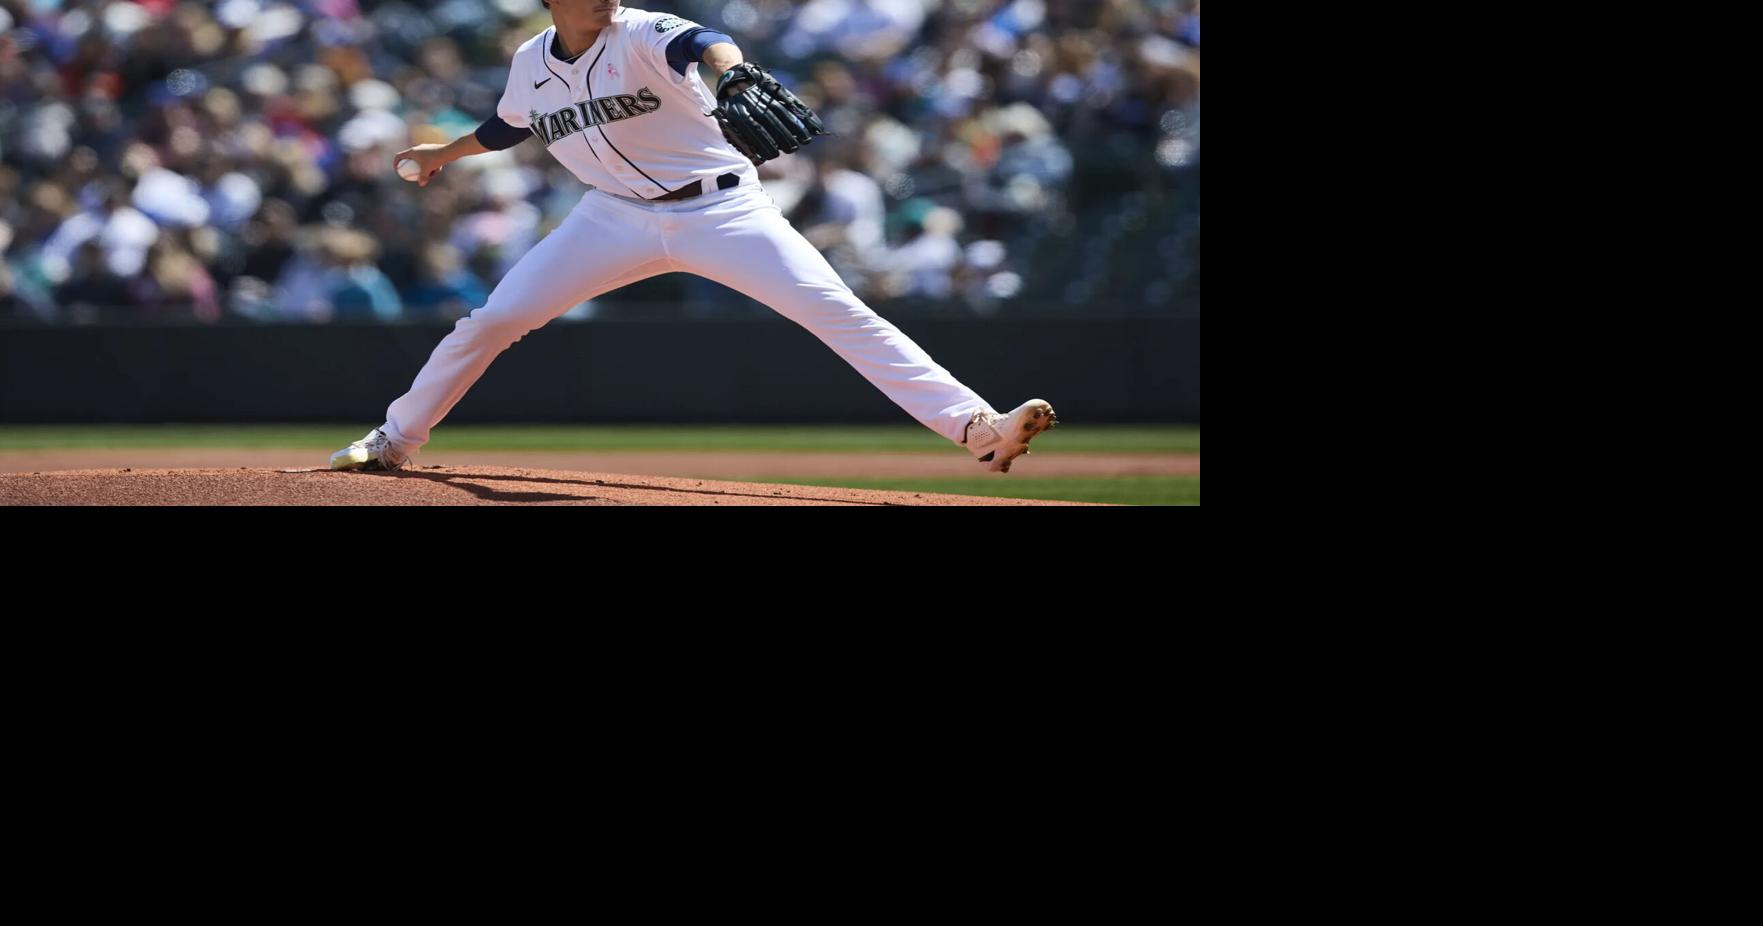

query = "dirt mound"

[
  {"left": 0, "top": 449, "right": 1199, "bottom": 477},
  {"left": 0, "top": 466, "right": 1101, "bottom": 506}
]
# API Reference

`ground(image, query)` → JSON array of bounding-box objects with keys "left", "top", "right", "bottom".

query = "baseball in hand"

[{"left": 397, "top": 158, "right": 424, "bottom": 182}]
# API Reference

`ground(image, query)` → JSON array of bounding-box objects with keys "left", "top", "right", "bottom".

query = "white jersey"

[{"left": 495, "top": 7, "right": 757, "bottom": 200}]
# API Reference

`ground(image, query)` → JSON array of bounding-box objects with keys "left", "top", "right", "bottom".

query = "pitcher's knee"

[
  {"left": 456, "top": 307, "right": 533, "bottom": 346},
  {"left": 782, "top": 289, "right": 876, "bottom": 323}
]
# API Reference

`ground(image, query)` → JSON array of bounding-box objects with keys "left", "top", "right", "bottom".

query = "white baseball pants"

[{"left": 380, "top": 183, "right": 994, "bottom": 455}]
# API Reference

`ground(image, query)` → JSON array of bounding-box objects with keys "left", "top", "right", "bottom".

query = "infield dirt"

[{"left": 0, "top": 465, "right": 1102, "bottom": 506}]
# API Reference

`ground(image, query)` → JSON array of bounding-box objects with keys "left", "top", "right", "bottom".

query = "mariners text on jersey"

[{"left": 529, "top": 88, "right": 663, "bottom": 147}]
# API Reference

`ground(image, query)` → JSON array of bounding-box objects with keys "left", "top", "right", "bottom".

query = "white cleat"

[
  {"left": 329, "top": 428, "right": 410, "bottom": 472},
  {"left": 964, "top": 399, "right": 1058, "bottom": 473}
]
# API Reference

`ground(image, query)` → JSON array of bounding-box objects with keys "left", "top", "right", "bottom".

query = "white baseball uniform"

[{"left": 378, "top": 7, "right": 996, "bottom": 457}]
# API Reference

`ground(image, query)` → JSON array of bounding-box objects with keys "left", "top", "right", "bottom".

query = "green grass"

[
  {"left": 762, "top": 476, "right": 1201, "bottom": 506},
  {"left": 0, "top": 424, "right": 1200, "bottom": 454}
]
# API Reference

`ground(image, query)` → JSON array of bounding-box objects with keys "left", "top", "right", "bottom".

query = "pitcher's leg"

[
  {"left": 382, "top": 196, "right": 665, "bottom": 454},
  {"left": 677, "top": 191, "right": 991, "bottom": 444}
]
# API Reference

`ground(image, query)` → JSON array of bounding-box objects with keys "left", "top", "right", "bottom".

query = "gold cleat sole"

[{"left": 993, "top": 400, "right": 1057, "bottom": 473}]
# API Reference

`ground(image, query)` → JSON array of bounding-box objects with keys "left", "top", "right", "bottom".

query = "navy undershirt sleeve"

[
  {"left": 475, "top": 116, "right": 530, "bottom": 151},
  {"left": 665, "top": 27, "right": 735, "bottom": 77}
]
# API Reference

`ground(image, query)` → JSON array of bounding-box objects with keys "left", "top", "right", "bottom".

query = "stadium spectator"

[{"left": 0, "top": 0, "right": 1200, "bottom": 323}]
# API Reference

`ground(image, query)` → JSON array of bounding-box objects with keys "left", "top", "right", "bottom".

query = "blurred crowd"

[{"left": 0, "top": 0, "right": 1200, "bottom": 324}]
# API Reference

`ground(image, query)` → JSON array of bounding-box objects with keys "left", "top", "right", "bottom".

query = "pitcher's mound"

[{"left": 0, "top": 466, "right": 1099, "bottom": 506}]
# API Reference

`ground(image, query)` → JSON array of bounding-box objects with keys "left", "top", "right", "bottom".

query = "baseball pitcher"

[{"left": 331, "top": 1, "right": 1056, "bottom": 474}]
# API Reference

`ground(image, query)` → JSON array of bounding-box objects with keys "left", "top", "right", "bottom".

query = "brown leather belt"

[{"left": 650, "top": 173, "right": 740, "bottom": 202}]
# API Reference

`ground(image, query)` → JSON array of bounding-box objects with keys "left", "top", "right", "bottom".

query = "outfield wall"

[{"left": 0, "top": 318, "right": 1199, "bottom": 423}]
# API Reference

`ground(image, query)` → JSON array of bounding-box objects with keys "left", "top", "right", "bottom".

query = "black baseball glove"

[{"left": 713, "top": 63, "right": 828, "bottom": 166}]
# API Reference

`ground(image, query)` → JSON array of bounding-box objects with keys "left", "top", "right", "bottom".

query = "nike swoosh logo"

[{"left": 534, "top": 78, "right": 553, "bottom": 89}]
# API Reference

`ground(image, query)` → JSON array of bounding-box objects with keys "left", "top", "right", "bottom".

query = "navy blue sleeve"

[
  {"left": 665, "top": 27, "right": 735, "bottom": 77},
  {"left": 475, "top": 116, "right": 530, "bottom": 151}
]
